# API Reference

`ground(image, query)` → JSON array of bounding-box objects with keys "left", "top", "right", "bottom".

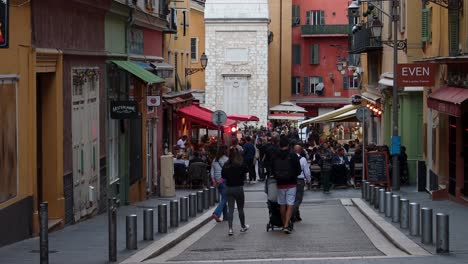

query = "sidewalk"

[
  {"left": 376, "top": 186, "right": 468, "bottom": 255},
  {"left": 0, "top": 189, "right": 212, "bottom": 264}
]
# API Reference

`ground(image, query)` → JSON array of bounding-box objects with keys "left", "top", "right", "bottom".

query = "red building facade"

[{"left": 291, "top": 0, "right": 358, "bottom": 117}]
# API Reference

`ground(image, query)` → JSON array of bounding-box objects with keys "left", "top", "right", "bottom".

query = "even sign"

[{"left": 396, "top": 63, "right": 435, "bottom": 87}]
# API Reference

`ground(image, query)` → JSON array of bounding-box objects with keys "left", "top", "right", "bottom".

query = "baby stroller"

[{"left": 265, "top": 178, "right": 293, "bottom": 231}]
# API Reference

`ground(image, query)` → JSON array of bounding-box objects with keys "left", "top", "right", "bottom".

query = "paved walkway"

[{"left": 0, "top": 189, "right": 209, "bottom": 264}]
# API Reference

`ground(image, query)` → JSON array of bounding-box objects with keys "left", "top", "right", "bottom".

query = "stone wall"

[{"left": 204, "top": 23, "right": 269, "bottom": 126}]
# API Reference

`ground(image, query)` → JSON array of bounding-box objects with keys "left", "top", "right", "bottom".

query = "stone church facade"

[{"left": 204, "top": 0, "right": 269, "bottom": 126}]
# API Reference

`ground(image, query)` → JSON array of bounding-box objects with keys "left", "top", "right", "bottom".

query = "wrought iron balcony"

[
  {"left": 301, "top": 25, "right": 351, "bottom": 36},
  {"left": 348, "top": 23, "right": 382, "bottom": 54}
]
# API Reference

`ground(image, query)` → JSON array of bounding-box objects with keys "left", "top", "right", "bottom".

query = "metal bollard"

[
  {"left": 409, "top": 203, "right": 420, "bottom": 236},
  {"left": 391, "top": 195, "right": 400, "bottom": 223},
  {"left": 39, "top": 202, "right": 49, "bottom": 264},
  {"left": 385, "top": 192, "right": 392, "bottom": 217},
  {"left": 215, "top": 186, "right": 220, "bottom": 202},
  {"left": 170, "top": 200, "right": 179, "bottom": 228},
  {"left": 158, "top": 204, "right": 168, "bottom": 233},
  {"left": 378, "top": 189, "right": 385, "bottom": 213},
  {"left": 126, "top": 214, "right": 137, "bottom": 250},
  {"left": 369, "top": 184, "right": 375, "bottom": 205},
  {"left": 196, "top": 191, "right": 204, "bottom": 213},
  {"left": 180, "top": 197, "right": 189, "bottom": 222},
  {"left": 189, "top": 193, "right": 197, "bottom": 217},
  {"left": 373, "top": 187, "right": 380, "bottom": 209},
  {"left": 436, "top": 213, "right": 449, "bottom": 253},
  {"left": 108, "top": 198, "right": 117, "bottom": 262},
  {"left": 203, "top": 188, "right": 210, "bottom": 209},
  {"left": 361, "top": 181, "right": 367, "bottom": 199},
  {"left": 143, "top": 209, "right": 154, "bottom": 241},
  {"left": 400, "top": 199, "right": 409, "bottom": 229},
  {"left": 421, "top": 207, "right": 433, "bottom": 244},
  {"left": 209, "top": 186, "right": 216, "bottom": 206},
  {"left": 365, "top": 182, "right": 370, "bottom": 201}
]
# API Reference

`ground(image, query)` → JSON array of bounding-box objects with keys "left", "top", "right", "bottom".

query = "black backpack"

[{"left": 273, "top": 155, "right": 292, "bottom": 181}]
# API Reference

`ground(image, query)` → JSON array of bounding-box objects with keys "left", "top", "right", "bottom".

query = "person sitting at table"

[
  {"left": 349, "top": 146, "right": 363, "bottom": 185},
  {"left": 174, "top": 153, "right": 188, "bottom": 186},
  {"left": 331, "top": 147, "right": 349, "bottom": 187},
  {"left": 189, "top": 151, "right": 204, "bottom": 165}
]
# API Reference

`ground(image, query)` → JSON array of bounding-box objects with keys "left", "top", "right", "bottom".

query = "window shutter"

[
  {"left": 293, "top": 45, "right": 301, "bottom": 64},
  {"left": 313, "top": 44, "right": 320, "bottom": 64},
  {"left": 309, "top": 44, "right": 314, "bottom": 64},
  {"left": 320, "top": 10, "right": 325, "bottom": 25},
  {"left": 306, "top": 11, "right": 311, "bottom": 25},
  {"left": 291, "top": 78, "right": 296, "bottom": 95},
  {"left": 297, "top": 6, "right": 301, "bottom": 23},
  {"left": 421, "top": 9, "right": 429, "bottom": 42},
  {"left": 292, "top": 5, "right": 296, "bottom": 18},
  {"left": 304, "top": 77, "right": 309, "bottom": 95},
  {"left": 343, "top": 76, "right": 349, "bottom": 89},
  {"left": 448, "top": 5, "right": 459, "bottom": 56}
]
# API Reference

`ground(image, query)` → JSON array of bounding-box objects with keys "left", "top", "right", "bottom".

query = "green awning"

[{"left": 111, "top": 60, "right": 165, "bottom": 85}]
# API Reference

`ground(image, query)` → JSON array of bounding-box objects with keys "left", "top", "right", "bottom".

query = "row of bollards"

[
  {"left": 361, "top": 181, "right": 449, "bottom": 254},
  {"left": 124, "top": 187, "right": 217, "bottom": 252}
]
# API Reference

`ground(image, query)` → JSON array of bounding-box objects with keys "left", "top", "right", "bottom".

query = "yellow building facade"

[
  {"left": 0, "top": 2, "right": 64, "bottom": 246},
  {"left": 268, "top": 0, "right": 292, "bottom": 106},
  {"left": 188, "top": 0, "right": 205, "bottom": 91}
]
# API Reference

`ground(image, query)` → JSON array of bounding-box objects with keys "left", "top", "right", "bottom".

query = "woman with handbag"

[{"left": 211, "top": 145, "right": 229, "bottom": 222}]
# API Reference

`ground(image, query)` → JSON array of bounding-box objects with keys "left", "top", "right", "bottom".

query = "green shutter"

[
  {"left": 309, "top": 44, "right": 314, "bottom": 64},
  {"left": 304, "top": 77, "right": 309, "bottom": 95},
  {"left": 343, "top": 76, "right": 349, "bottom": 89},
  {"left": 421, "top": 9, "right": 429, "bottom": 42},
  {"left": 291, "top": 77, "right": 296, "bottom": 95},
  {"left": 315, "top": 44, "right": 320, "bottom": 64},
  {"left": 448, "top": 6, "right": 459, "bottom": 56},
  {"left": 293, "top": 45, "right": 301, "bottom": 64},
  {"left": 320, "top": 10, "right": 325, "bottom": 25},
  {"left": 292, "top": 5, "right": 296, "bottom": 18}
]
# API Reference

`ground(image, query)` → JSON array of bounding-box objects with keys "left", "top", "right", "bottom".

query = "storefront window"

[{"left": 0, "top": 81, "right": 18, "bottom": 203}]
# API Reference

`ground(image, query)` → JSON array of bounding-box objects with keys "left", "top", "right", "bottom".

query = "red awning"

[
  {"left": 178, "top": 105, "right": 237, "bottom": 129},
  {"left": 227, "top": 115, "right": 260, "bottom": 122},
  {"left": 427, "top": 87, "right": 468, "bottom": 117}
]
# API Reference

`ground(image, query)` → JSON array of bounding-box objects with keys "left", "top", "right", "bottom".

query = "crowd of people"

[{"left": 173, "top": 124, "right": 409, "bottom": 236}]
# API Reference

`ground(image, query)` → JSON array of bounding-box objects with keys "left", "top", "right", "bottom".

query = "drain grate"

[
  {"left": 30, "top": 250, "right": 58, "bottom": 254},
  {"left": 191, "top": 248, "right": 234, "bottom": 252}
]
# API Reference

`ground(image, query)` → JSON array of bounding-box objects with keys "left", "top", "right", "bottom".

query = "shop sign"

[
  {"left": 147, "top": 95, "right": 160, "bottom": 107},
  {"left": 0, "top": 0, "right": 8, "bottom": 48},
  {"left": 110, "top": 101, "right": 139, "bottom": 119},
  {"left": 396, "top": 63, "right": 436, "bottom": 87}
]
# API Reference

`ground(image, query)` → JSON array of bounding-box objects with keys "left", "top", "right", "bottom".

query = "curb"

[
  {"left": 121, "top": 209, "right": 214, "bottom": 263},
  {"left": 351, "top": 198, "right": 430, "bottom": 256}
]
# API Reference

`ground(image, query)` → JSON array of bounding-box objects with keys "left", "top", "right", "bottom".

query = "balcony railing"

[
  {"left": 301, "top": 25, "right": 351, "bottom": 36},
  {"left": 348, "top": 23, "right": 382, "bottom": 54}
]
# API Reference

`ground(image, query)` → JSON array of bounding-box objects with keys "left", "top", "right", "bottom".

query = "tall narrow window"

[
  {"left": 292, "top": 44, "right": 301, "bottom": 65},
  {"left": 309, "top": 10, "right": 325, "bottom": 25},
  {"left": 309, "top": 76, "right": 323, "bottom": 95},
  {"left": 190, "top": 38, "right": 198, "bottom": 62},
  {"left": 292, "top": 5, "right": 300, "bottom": 26},
  {"left": 291, "top": 77, "right": 301, "bottom": 95},
  {"left": 309, "top": 44, "right": 319, "bottom": 65}
]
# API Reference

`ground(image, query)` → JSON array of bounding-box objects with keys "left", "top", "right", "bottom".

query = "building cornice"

[{"left": 205, "top": 18, "right": 270, "bottom": 24}]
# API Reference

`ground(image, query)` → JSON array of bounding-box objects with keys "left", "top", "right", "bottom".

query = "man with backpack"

[
  {"left": 271, "top": 136, "right": 302, "bottom": 234},
  {"left": 292, "top": 144, "right": 311, "bottom": 222}
]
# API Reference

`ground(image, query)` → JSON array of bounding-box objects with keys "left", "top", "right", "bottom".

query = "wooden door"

[{"left": 72, "top": 69, "right": 100, "bottom": 221}]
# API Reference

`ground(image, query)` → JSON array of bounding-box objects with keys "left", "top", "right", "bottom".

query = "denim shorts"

[{"left": 277, "top": 187, "right": 296, "bottom": 205}]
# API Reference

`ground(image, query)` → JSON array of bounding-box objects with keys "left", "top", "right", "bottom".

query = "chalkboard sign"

[{"left": 365, "top": 152, "right": 390, "bottom": 187}]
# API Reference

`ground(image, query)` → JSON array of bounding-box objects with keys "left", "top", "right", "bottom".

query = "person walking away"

[
  {"left": 271, "top": 136, "right": 301, "bottom": 234},
  {"left": 257, "top": 138, "right": 266, "bottom": 181},
  {"left": 222, "top": 149, "right": 249, "bottom": 236},
  {"left": 242, "top": 136, "right": 256, "bottom": 183},
  {"left": 292, "top": 144, "right": 311, "bottom": 222},
  {"left": 211, "top": 145, "right": 229, "bottom": 222}
]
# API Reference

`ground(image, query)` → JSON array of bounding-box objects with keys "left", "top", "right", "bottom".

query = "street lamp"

[
  {"left": 349, "top": 0, "right": 402, "bottom": 190},
  {"left": 185, "top": 52, "right": 208, "bottom": 77}
]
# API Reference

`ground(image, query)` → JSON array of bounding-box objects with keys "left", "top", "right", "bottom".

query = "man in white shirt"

[
  {"left": 292, "top": 144, "right": 311, "bottom": 222},
  {"left": 177, "top": 135, "right": 188, "bottom": 151}
]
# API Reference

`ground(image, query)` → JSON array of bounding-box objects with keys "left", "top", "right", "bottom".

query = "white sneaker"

[
  {"left": 228, "top": 229, "right": 233, "bottom": 236},
  {"left": 240, "top": 224, "right": 250, "bottom": 232}
]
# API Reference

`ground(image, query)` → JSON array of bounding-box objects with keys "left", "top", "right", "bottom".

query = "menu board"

[{"left": 365, "top": 152, "right": 390, "bottom": 186}]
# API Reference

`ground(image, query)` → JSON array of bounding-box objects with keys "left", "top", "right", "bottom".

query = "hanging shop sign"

[
  {"left": 146, "top": 95, "right": 161, "bottom": 107},
  {"left": 110, "top": 101, "right": 139, "bottom": 119},
  {"left": 0, "top": 0, "right": 8, "bottom": 48},
  {"left": 396, "top": 63, "right": 436, "bottom": 87}
]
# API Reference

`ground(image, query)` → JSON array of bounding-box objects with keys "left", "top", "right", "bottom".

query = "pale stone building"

[{"left": 204, "top": 0, "right": 270, "bottom": 126}]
